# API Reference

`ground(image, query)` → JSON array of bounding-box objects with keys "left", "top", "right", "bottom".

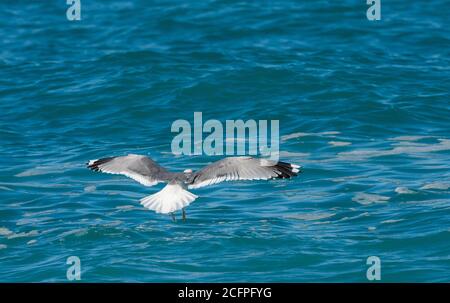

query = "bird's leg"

[
  {"left": 171, "top": 212, "right": 176, "bottom": 222},
  {"left": 182, "top": 208, "right": 186, "bottom": 222}
]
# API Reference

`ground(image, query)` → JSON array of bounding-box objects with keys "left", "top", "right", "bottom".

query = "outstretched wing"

[
  {"left": 188, "top": 156, "right": 300, "bottom": 189},
  {"left": 87, "top": 154, "right": 172, "bottom": 186}
]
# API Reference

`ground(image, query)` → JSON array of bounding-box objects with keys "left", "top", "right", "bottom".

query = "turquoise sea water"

[{"left": 0, "top": 1, "right": 449, "bottom": 282}]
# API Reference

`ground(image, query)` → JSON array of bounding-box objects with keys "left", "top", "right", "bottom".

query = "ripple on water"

[
  {"left": 352, "top": 193, "right": 390, "bottom": 205},
  {"left": 286, "top": 212, "right": 335, "bottom": 221},
  {"left": 395, "top": 187, "right": 416, "bottom": 194},
  {"left": 328, "top": 141, "right": 352, "bottom": 147},
  {"left": 420, "top": 182, "right": 450, "bottom": 190},
  {"left": 0, "top": 0, "right": 449, "bottom": 283}
]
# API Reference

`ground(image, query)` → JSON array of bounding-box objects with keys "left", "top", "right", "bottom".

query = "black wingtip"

[
  {"left": 274, "top": 161, "right": 301, "bottom": 179},
  {"left": 86, "top": 157, "right": 115, "bottom": 172}
]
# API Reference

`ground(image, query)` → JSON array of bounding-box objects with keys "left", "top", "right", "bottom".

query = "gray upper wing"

[
  {"left": 187, "top": 156, "right": 300, "bottom": 189},
  {"left": 87, "top": 154, "right": 172, "bottom": 186}
]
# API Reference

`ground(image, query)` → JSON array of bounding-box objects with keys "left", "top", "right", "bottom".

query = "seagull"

[{"left": 87, "top": 154, "right": 301, "bottom": 221}]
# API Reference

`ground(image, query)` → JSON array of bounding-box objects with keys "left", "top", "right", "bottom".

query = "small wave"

[
  {"left": 15, "top": 166, "right": 59, "bottom": 177},
  {"left": 281, "top": 131, "right": 340, "bottom": 142},
  {"left": 389, "top": 136, "right": 433, "bottom": 141},
  {"left": 335, "top": 212, "right": 370, "bottom": 222},
  {"left": 114, "top": 205, "right": 136, "bottom": 213},
  {"left": 23, "top": 209, "right": 58, "bottom": 217},
  {"left": 0, "top": 227, "right": 13, "bottom": 237},
  {"left": 0, "top": 227, "right": 39, "bottom": 239},
  {"left": 381, "top": 219, "right": 404, "bottom": 224},
  {"left": 0, "top": 244, "right": 7, "bottom": 250},
  {"left": 7, "top": 230, "right": 39, "bottom": 240},
  {"left": 286, "top": 212, "right": 335, "bottom": 221},
  {"left": 339, "top": 138, "right": 450, "bottom": 160},
  {"left": 321, "top": 131, "right": 340, "bottom": 136},
  {"left": 16, "top": 217, "right": 53, "bottom": 226},
  {"left": 15, "top": 163, "right": 78, "bottom": 177},
  {"left": 84, "top": 185, "right": 97, "bottom": 193},
  {"left": 420, "top": 182, "right": 450, "bottom": 190},
  {"left": 101, "top": 220, "right": 123, "bottom": 227},
  {"left": 331, "top": 175, "right": 366, "bottom": 182},
  {"left": 58, "top": 228, "right": 89, "bottom": 239},
  {"left": 281, "top": 132, "right": 309, "bottom": 141},
  {"left": 278, "top": 151, "right": 310, "bottom": 158},
  {"left": 352, "top": 193, "right": 390, "bottom": 205},
  {"left": 395, "top": 187, "right": 416, "bottom": 194},
  {"left": 402, "top": 199, "right": 449, "bottom": 208},
  {"left": 328, "top": 141, "right": 351, "bottom": 147}
]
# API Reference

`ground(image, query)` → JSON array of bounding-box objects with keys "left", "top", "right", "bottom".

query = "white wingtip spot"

[{"left": 88, "top": 159, "right": 98, "bottom": 165}]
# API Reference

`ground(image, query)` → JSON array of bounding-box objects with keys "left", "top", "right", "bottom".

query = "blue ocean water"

[{"left": 0, "top": 0, "right": 449, "bottom": 282}]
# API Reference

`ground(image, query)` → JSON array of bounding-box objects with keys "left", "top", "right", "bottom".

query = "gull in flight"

[{"left": 87, "top": 154, "right": 301, "bottom": 221}]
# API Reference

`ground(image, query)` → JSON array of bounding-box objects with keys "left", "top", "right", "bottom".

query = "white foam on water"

[
  {"left": 0, "top": 227, "right": 14, "bottom": 237},
  {"left": 116, "top": 205, "right": 134, "bottom": 210},
  {"left": 0, "top": 227, "right": 13, "bottom": 237},
  {"left": 15, "top": 167, "right": 51, "bottom": 177},
  {"left": 389, "top": 135, "right": 432, "bottom": 141},
  {"left": 84, "top": 185, "right": 97, "bottom": 193},
  {"left": 27, "top": 239, "right": 37, "bottom": 245},
  {"left": 7, "top": 230, "right": 39, "bottom": 239},
  {"left": 281, "top": 131, "right": 340, "bottom": 142},
  {"left": 420, "top": 182, "right": 450, "bottom": 190},
  {"left": 338, "top": 138, "right": 450, "bottom": 160},
  {"left": 115, "top": 205, "right": 136, "bottom": 212},
  {"left": 16, "top": 217, "right": 53, "bottom": 226},
  {"left": 328, "top": 141, "right": 352, "bottom": 147},
  {"left": 287, "top": 212, "right": 335, "bottom": 221},
  {"left": 352, "top": 193, "right": 390, "bottom": 205},
  {"left": 23, "top": 209, "right": 57, "bottom": 217},
  {"left": 401, "top": 199, "right": 449, "bottom": 208},
  {"left": 332, "top": 175, "right": 366, "bottom": 182},
  {"left": 101, "top": 220, "right": 123, "bottom": 227},
  {"left": 395, "top": 187, "right": 416, "bottom": 194},
  {"left": 281, "top": 132, "right": 310, "bottom": 141},
  {"left": 381, "top": 219, "right": 404, "bottom": 224},
  {"left": 59, "top": 228, "right": 89, "bottom": 239},
  {"left": 0, "top": 244, "right": 7, "bottom": 250},
  {"left": 15, "top": 163, "right": 75, "bottom": 177},
  {"left": 311, "top": 220, "right": 332, "bottom": 225},
  {"left": 368, "top": 226, "right": 376, "bottom": 231},
  {"left": 278, "top": 151, "right": 310, "bottom": 158},
  {"left": 336, "top": 212, "right": 370, "bottom": 222},
  {"left": 391, "top": 141, "right": 427, "bottom": 147},
  {"left": 320, "top": 131, "right": 340, "bottom": 136}
]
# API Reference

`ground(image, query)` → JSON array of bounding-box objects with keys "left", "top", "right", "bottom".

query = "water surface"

[{"left": 0, "top": 0, "right": 449, "bottom": 282}]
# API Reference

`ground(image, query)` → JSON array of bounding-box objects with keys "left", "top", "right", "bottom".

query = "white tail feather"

[{"left": 140, "top": 183, "right": 198, "bottom": 214}]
